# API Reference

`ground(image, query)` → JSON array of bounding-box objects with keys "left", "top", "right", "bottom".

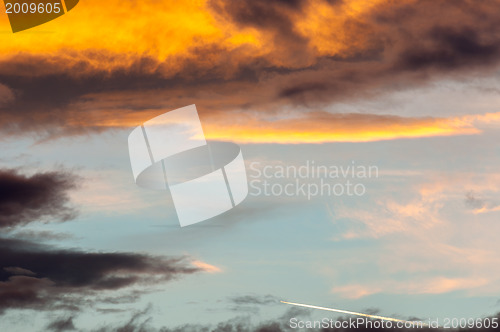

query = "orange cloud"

[
  {"left": 65, "top": 109, "right": 500, "bottom": 144},
  {"left": 0, "top": 0, "right": 264, "bottom": 73},
  {"left": 0, "top": 0, "right": 219, "bottom": 57},
  {"left": 1, "top": 0, "right": 499, "bottom": 78},
  {"left": 295, "top": 0, "right": 387, "bottom": 57},
  {"left": 201, "top": 111, "right": 493, "bottom": 144},
  {"left": 2, "top": 0, "right": 500, "bottom": 139},
  {"left": 0, "top": 0, "right": 395, "bottom": 73},
  {"left": 332, "top": 277, "right": 489, "bottom": 299},
  {"left": 191, "top": 260, "right": 222, "bottom": 273}
]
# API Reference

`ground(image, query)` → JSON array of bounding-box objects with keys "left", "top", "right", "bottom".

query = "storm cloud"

[
  {"left": 0, "top": 169, "right": 77, "bottom": 229},
  {"left": 1, "top": 1, "right": 500, "bottom": 138},
  {"left": 0, "top": 236, "right": 204, "bottom": 314}
]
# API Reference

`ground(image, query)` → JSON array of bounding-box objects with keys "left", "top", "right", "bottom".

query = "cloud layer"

[{"left": 1, "top": 0, "right": 500, "bottom": 139}]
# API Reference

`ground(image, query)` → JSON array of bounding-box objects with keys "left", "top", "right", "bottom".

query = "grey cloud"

[
  {"left": 229, "top": 294, "right": 281, "bottom": 306},
  {"left": 0, "top": 237, "right": 203, "bottom": 315},
  {"left": 46, "top": 316, "right": 77, "bottom": 332},
  {"left": 0, "top": 168, "right": 78, "bottom": 229}
]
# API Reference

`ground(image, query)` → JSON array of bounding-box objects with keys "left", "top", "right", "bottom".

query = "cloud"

[
  {"left": 0, "top": 169, "right": 78, "bottom": 229},
  {"left": 333, "top": 171, "right": 500, "bottom": 239},
  {"left": 90, "top": 306, "right": 310, "bottom": 332},
  {"left": 209, "top": 0, "right": 313, "bottom": 67},
  {"left": 465, "top": 190, "right": 485, "bottom": 209},
  {"left": 92, "top": 305, "right": 154, "bottom": 332},
  {"left": 332, "top": 276, "right": 489, "bottom": 299},
  {"left": 2, "top": 1, "right": 500, "bottom": 138},
  {"left": 0, "top": 237, "right": 211, "bottom": 315},
  {"left": 191, "top": 260, "right": 222, "bottom": 274},
  {"left": 0, "top": 84, "right": 14, "bottom": 106},
  {"left": 202, "top": 111, "right": 500, "bottom": 143},
  {"left": 395, "top": 25, "right": 500, "bottom": 71},
  {"left": 65, "top": 303, "right": 500, "bottom": 331},
  {"left": 67, "top": 169, "right": 161, "bottom": 214},
  {"left": 229, "top": 294, "right": 280, "bottom": 306},
  {"left": 227, "top": 294, "right": 281, "bottom": 314},
  {"left": 328, "top": 170, "right": 500, "bottom": 299},
  {"left": 46, "top": 316, "right": 76, "bottom": 332},
  {"left": 465, "top": 191, "right": 500, "bottom": 214}
]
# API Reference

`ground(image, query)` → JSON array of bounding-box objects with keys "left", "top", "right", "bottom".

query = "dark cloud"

[
  {"left": 0, "top": 169, "right": 78, "bottom": 229},
  {"left": 229, "top": 294, "right": 281, "bottom": 306},
  {"left": 0, "top": 50, "right": 267, "bottom": 137},
  {"left": 0, "top": 83, "right": 14, "bottom": 106},
  {"left": 84, "top": 304, "right": 500, "bottom": 332},
  {"left": 87, "top": 304, "right": 309, "bottom": 332},
  {"left": 396, "top": 27, "right": 500, "bottom": 71},
  {"left": 2, "top": 0, "right": 500, "bottom": 138},
  {"left": 376, "top": 1, "right": 500, "bottom": 72},
  {"left": 278, "top": 82, "right": 328, "bottom": 99},
  {"left": 0, "top": 237, "right": 203, "bottom": 315},
  {"left": 210, "top": 0, "right": 306, "bottom": 31},
  {"left": 46, "top": 316, "right": 77, "bottom": 332}
]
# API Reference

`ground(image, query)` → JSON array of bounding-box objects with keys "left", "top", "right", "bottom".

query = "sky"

[{"left": 1, "top": 0, "right": 500, "bottom": 331}]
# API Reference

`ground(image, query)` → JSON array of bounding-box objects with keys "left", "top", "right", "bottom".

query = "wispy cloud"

[
  {"left": 328, "top": 170, "right": 500, "bottom": 298},
  {"left": 332, "top": 276, "right": 489, "bottom": 299}
]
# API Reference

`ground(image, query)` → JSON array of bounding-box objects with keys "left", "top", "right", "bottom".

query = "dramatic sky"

[{"left": 1, "top": 0, "right": 500, "bottom": 331}]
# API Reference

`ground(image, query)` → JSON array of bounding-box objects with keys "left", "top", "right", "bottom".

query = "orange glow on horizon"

[
  {"left": 202, "top": 122, "right": 480, "bottom": 144},
  {"left": 64, "top": 110, "right": 500, "bottom": 144}
]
